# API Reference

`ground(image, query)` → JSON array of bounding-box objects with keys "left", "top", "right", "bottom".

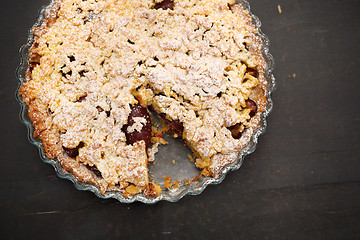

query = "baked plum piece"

[{"left": 122, "top": 103, "right": 152, "bottom": 149}]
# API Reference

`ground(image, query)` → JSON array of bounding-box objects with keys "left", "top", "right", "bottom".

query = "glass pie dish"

[{"left": 16, "top": 0, "right": 275, "bottom": 203}]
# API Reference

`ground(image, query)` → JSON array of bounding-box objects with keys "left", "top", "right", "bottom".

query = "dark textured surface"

[{"left": 1, "top": 0, "right": 360, "bottom": 239}]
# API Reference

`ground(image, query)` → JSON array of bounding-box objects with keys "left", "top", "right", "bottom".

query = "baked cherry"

[
  {"left": 29, "top": 53, "right": 41, "bottom": 71},
  {"left": 154, "top": 0, "right": 174, "bottom": 10},
  {"left": 245, "top": 99, "right": 257, "bottom": 117},
  {"left": 63, "top": 142, "right": 84, "bottom": 158},
  {"left": 228, "top": 123, "right": 243, "bottom": 139},
  {"left": 159, "top": 113, "right": 184, "bottom": 137},
  {"left": 86, "top": 165, "right": 102, "bottom": 178},
  {"left": 245, "top": 68, "right": 257, "bottom": 77},
  {"left": 122, "top": 103, "right": 152, "bottom": 149}
]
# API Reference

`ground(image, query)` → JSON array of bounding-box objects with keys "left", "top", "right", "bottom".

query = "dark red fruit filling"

[
  {"left": 29, "top": 53, "right": 41, "bottom": 71},
  {"left": 228, "top": 123, "right": 243, "bottom": 139},
  {"left": 245, "top": 99, "right": 257, "bottom": 117},
  {"left": 159, "top": 113, "right": 184, "bottom": 138},
  {"left": 63, "top": 142, "right": 84, "bottom": 158},
  {"left": 122, "top": 103, "right": 152, "bottom": 149},
  {"left": 228, "top": 99, "right": 258, "bottom": 139},
  {"left": 154, "top": 0, "right": 174, "bottom": 10},
  {"left": 245, "top": 68, "right": 257, "bottom": 77},
  {"left": 76, "top": 94, "right": 87, "bottom": 103},
  {"left": 86, "top": 165, "right": 102, "bottom": 178}
]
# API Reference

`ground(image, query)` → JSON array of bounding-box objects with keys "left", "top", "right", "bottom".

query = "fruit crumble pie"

[{"left": 19, "top": 0, "right": 267, "bottom": 198}]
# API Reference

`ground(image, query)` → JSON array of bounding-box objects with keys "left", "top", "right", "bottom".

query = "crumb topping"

[{"left": 126, "top": 117, "right": 147, "bottom": 133}]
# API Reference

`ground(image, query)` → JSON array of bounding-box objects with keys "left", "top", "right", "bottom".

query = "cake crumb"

[
  {"left": 172, "top": 181, "right": 179, "bottom": 189},
  {"left": 151, "top": 126, "right": 169, "bottom": 145},
  {"left": 183, "top": 175, "right": 201, "bottom": 185},
  {"left": 123, "top": 184, "right": 141, "bottom": 198},
  {"left": 147, "top": 143, "right": 160, "bottom": 162},
  {"left": 183, "top": 178, "right": 190, "bottom": 184},
  {"left": 163, "top": 175, "right": 179, "bottom": 189},
  {"left": 191, "top": 175, "right": 201, "bottom": 183},
  {"left": 188, "top": 154, "right": 194, "bottom": 163},
  {"left": 163, "top": 176, "right": 172, "bottom": 189},
  {"left": 145, "top": 182, "right": 162, "bottom": 197}
]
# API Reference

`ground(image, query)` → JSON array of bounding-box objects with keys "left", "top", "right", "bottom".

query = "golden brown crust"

[{"left": 19, "top": 0, "right": 268, "bottom": 198}]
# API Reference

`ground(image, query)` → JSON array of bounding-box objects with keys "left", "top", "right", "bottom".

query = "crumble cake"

[{"left": 19, "top": 0, "right": 267, "bottom": 198}]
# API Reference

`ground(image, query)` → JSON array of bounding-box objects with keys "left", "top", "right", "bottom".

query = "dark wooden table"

[{"left": 1, "top": 0, "right": 359, "bottom": 239}]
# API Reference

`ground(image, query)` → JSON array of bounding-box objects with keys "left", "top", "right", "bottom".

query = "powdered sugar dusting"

[{"left": 127, "top": 117, "right": 147, "bottom": 133}]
